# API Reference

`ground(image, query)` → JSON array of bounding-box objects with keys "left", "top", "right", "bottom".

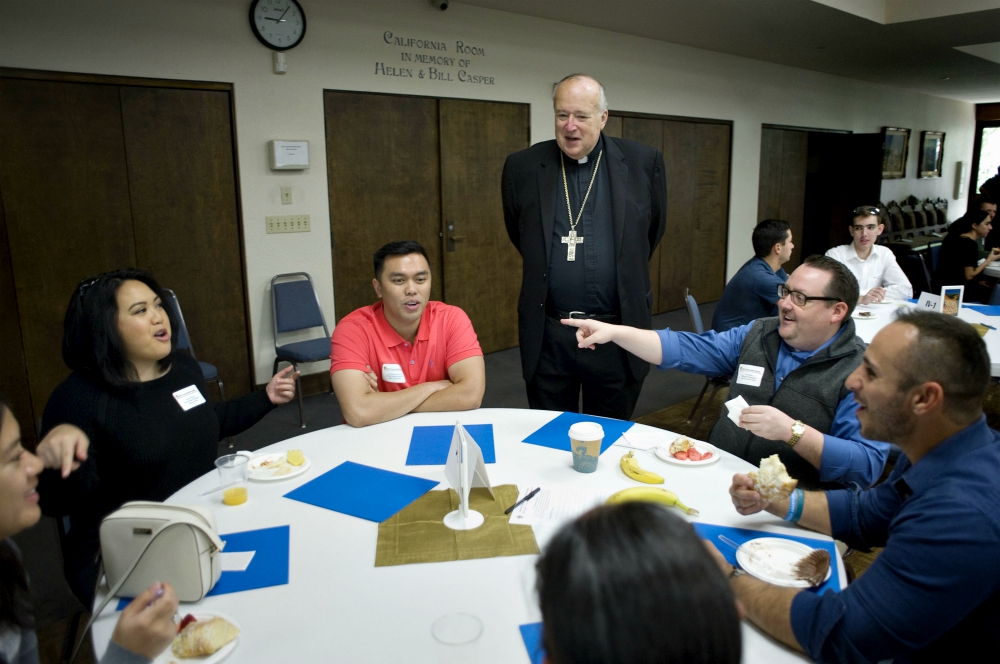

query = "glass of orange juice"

[{"left": 215, "top": 454, "right": 249, "bottom": 506}]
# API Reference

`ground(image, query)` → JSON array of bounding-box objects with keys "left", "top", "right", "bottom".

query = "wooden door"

[
  {"left": 325, "top": 91, "right": 442, "bottom": 321},
  {"left": 439, "top": 99, "right": 527, "bottom": 353},
  {"left": 689, "top": 123, "right": 732, "bottom": 303},
  {"left": 758, "top": 128, "right": 808, "bottom": 270},
  {"left": 659, "top": 121, "right": 699, "bottom": 312},
  {"left": 622, "top": 118, "right": 665, "bottom": 312},
  {"left": 120, "top": 87, "right": 252, "bottom": 397},
  {"left": 0, "top": 78, "right": 137, "bottom": 435}
]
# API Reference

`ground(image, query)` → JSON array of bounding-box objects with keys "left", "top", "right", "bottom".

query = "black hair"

[
  {"left": 62, "top": 269, "right": 176, "bottom": 388},
  {"left": 945, "top": 208, "right": 990, "bottom": 239},
  {"left": 894, "top": 310, "right": 990, "bottom": 423},
  {"left": 752, "top": 219, "right": 791, "bottom": 258},
  {"left": 974, "top": 195, "right": 996, "bottom": 209},
  {"left": 0, "top": 397, "right": 34, "bottom": 630},
  {"left": 372, "top": 240, "right": 429, "bottom": 281},
  {"left": 801, "top": 254, "right": 860, "bottom": 317},
  {"left": 536, "top": 502, "right": 741, "bottom": 664}
]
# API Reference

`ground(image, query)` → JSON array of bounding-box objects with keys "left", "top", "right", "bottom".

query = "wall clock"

[{"left": 249, "top": 0, "right": 306, "bottom": 51}]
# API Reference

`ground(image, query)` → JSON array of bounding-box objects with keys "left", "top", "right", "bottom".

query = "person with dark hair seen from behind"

[
  {"left": 708, "top": 311, "right": 1000, "bottom": 662},
  {"left": 536, "top": 502, "right": 741, "bottom": 664},
  {"left": 934, "top": 208, "right": 999, "bottom": 303},
  {"left": 0, "top": 395, "right": 180, "bottom": 664},
  {"left": 972, "top": 195, "right": 1000, "bottom": 252},
  {"left": 712, "top": 219, "right": 793, "bottom": 333},
  {"left": 36, "top": 268, "right": 300, "bottom": 607},
  {"left": 562, "top": 255, "right": 890, "bottom": 490},
  {"left": 330, "top": 240, "right": 485, "bottom": 427},
  {"left": 825, "top": 205, "right": 912, "bottom": 304}
]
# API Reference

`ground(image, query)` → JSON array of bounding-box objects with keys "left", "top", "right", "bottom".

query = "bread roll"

[
  {"left": 748, "top": 455, "right": 797, "bottom": 502},
  {"left": 171, "top": 616, "right": 240, "bottom": 658}
]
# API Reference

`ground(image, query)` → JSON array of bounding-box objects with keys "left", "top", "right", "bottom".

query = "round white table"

[
  {"left": 91, "top": 408, "right": 842, "bottom": 663},
  {"left": 851, "top": 301, "right": 1000, "bottom": 375}
]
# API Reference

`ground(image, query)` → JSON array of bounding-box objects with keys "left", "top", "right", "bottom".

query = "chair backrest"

[
  {"left": 271, "top": 273, "right": 329, "bottom": 345},
  {"left": 161, "top": 288, "right": 194, "bottom": 358},
  {"left": 685, "top": 287, "right": 705, "bottom": 334},
  {"left": 928, "top": 242, "right": 942, "bottom": 272},
  {"left": 899, "top": 253, "right": 931, "bottom": 296}
]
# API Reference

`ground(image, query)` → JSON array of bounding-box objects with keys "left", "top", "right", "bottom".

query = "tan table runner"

[{"left": 375, "top": 484, "right": 539, "bottom": 567}]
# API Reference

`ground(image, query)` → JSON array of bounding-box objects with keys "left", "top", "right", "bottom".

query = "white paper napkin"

[
  {"left": 725, "top": 395, "right": 750, "bottom": 426},
  {"left": 618, "top": 428, "right": 667, "bottom": 451},
  {"left": 220, "top": 551, "right": 255, "bottom": 572}
]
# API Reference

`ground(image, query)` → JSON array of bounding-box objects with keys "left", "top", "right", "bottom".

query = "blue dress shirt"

[
  {"left": 711, "top": 257, "right": 788, "bottom": 332},
  {"left": 790, "top": 416, "right": 1000, "bottom": 662},
  {"left": 656, "top": 321, "right": 889, "bottom": 487}
]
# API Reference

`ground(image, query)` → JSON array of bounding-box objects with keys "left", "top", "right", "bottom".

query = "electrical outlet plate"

[
  {"left": 266, "top": 215, "right": 310, "bottom": 234},
  {"left": 280, "top": 186, "right": 292, "bottom": 205}
]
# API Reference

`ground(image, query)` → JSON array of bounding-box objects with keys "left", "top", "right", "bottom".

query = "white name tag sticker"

[
  {"left": 173, "top": 385, "right": 206, "bottom": 411},
  {"left": 381, "top": 363, "right": 406, "bottom": 383},
  {"left": 736, "top": 364, "right": 765, "bottom": 387}
]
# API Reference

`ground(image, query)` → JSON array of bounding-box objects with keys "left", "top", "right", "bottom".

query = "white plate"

[
  {"left": 878, "top": 298, "right": 896, "bottom": 304},
  {"left": 654, "top": 441, "right": 721, "bottom": 466},
  {"left": 735, "top": 537, "right": 833, "bottom": 588},
  {"left": 248, "top": 452, "right": 311, "bottom": 482},
  {"left": 155, "top": 612, "right": 240, "bottom": 663},
  {"left": 852, "top": 310, "right": 878, "bottom": 320}
]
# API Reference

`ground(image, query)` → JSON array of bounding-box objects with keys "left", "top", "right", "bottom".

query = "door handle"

[{"left": 446, "top": 222, "right": 465, "bottom": 252}]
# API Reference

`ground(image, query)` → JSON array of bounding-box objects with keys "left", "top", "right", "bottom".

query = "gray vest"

[{"left": 708, "top": 317, "right": 866, "bottom": 489}]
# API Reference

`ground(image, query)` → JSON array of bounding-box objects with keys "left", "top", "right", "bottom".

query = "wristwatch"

[
  {"left": 788, "top": 420, "right": 805, "bottom": 447},
  {"left": 729, "top": 566, "right": 747, "bottom": 579}
]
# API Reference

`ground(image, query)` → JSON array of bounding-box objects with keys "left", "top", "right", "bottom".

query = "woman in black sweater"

[
  {"left": 35, "top": 269, "right": 299, "bottom": 607},
  {"left": 935, "top": 209, "right": 1000, "bottom": 303}
]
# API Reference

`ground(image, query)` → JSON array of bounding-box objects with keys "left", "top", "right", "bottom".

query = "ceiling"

[{"left": 457, "top": 0, "right": 1000, "bottom": 103}]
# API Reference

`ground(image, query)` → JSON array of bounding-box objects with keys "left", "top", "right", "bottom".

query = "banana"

[
  {"left": 606, "top": 486, "right": 700, "bottom": 516},
  {"left": 619, "top": 451, "right": 664, "bottom": 484}
]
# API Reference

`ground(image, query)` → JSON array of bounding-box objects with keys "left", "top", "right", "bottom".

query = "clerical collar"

[{"left": 569, "top": 135, "right": 603, "bottom": 165}]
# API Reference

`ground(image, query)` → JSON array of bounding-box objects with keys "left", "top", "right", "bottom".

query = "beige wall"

[{"left": 0, "top": 0, "right": 974, "bottom": 382}]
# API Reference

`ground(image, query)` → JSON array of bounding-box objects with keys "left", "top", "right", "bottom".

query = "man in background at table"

[
  {"left": 712, "top": 219, "right": 794, "bottom": 333},
  {"left": 330, "top": 240, "right": 485, "bottom": 427},
  {"left": 562, "top": 256, "right": 889, "bottom": 489},
  {"left": 502, "top": 74, "right": 666, "bottom": 420},
  {"left": 825, "top": 205, "right": 912, "bottom": 305},
  {"left": 711, "top": 311, "right": 1000, "bottom": 661}
]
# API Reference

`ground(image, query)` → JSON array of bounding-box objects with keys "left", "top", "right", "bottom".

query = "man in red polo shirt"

[{"left": 330, "top": 240, "right": 485, "bottom": 427}]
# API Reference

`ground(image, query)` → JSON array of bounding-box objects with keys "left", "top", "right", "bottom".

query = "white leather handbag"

[
  {"left": 99, "top": 501, "right": 225, "bottom": 602},
  {"left": 71, "top": 502, "right": 226, "bottom": 662}
]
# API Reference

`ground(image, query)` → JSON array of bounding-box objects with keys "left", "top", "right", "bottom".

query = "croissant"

[
  {"left": 171, "top": 617, "right": 240, "bottom": 658},
  {"left": 748, "top": 455, "right": 798, "bottom": 502}
]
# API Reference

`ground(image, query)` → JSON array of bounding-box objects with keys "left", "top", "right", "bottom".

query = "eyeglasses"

[
  {"left": 777, "top": 284, "right": 841, "bottom": 307},
  {"left": 77, "top": 276, "right": 102, "bottom": 301},
  {"left": 852, "top": 206, "right": 881, "bottom": 216},
  {"left": 851, "top": 224, "right": 880, "bottom": 232}
]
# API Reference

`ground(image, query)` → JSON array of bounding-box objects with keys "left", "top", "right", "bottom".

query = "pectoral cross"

[{"left": 562, "top": 230, "right": 584, "bottom": 261}]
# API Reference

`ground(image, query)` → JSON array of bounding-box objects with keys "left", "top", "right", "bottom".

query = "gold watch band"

[{"left": 788, "top": 420, "right": 805, "bottom": 447}]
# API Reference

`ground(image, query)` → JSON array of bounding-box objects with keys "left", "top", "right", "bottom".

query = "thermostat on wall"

[{"left": 269, "top": 140, "right": 310, "bottom": 170}]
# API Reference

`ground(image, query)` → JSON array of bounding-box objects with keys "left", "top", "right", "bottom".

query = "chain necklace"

[{"left": 559, "top": 149, "right": 603, "bottom": 261}]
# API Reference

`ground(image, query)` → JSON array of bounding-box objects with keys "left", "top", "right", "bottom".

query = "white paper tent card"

[{"left": 442, "top": 422, "right": 494, "bottom": 530}]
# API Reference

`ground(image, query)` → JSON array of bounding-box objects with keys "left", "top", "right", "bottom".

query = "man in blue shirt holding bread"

[{"left": 713, "top": 310, "right": 1000, "bottom": 661}]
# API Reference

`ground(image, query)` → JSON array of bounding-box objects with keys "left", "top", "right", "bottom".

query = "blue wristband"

[
  {"left": 783, "top": 489, "right": 798, "bottom": 521},
  {"left": 790, "top": 489, "right": 805, "bottom": 523}
]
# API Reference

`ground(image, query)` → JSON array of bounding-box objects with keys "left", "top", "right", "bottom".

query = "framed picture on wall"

[
  {"left": 881, "top": 127, "right": 910, "bottom": 179},
  {"left": 919, "top": 131, "right": 945, "bottom": 178}
]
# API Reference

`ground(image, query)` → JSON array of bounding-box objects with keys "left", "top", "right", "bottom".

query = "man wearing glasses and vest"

[
  {"left": 825, "top": 205, "right": 912, "bottom": 304},
  {"left": 562, "top": 255, "right": 890, "bottom": 490}
]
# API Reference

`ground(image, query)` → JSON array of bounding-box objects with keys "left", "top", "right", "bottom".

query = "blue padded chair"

[
  {"left": 684, "top": 288, "right": 730, "bottom": 437},
  {"left": 271, "top": 273, "right": 331, "bottom": 428},
  {"left": 162, "top": 289, "right": 225, "bottom": 400},
  {"left": 927, "top": 242, "right": 942, "bottom": 273}
]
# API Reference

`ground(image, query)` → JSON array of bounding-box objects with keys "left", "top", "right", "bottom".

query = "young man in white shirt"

[{"left": 826, "top": 205, "right": 912, "bottom": 304}]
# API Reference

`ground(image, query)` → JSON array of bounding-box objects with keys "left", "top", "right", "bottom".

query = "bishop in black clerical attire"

[{"left": 502, "top": 74, "right": 667, "bottom": 419}]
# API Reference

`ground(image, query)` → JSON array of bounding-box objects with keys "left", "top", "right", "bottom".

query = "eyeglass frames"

[
  {"left": 852, "top": 205, "right": 881, "bottom": 216},
  {"left": 777, "top": 284, "right": 841, "bottom": 307}
]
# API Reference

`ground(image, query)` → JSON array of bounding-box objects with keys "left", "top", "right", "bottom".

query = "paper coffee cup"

[{"left": 569, "top": 422, "right": 604, "bottom": 473}]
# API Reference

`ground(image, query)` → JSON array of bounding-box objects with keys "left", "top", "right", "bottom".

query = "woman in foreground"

[{"left": 535, "top": 502, "right": 742, "bottom": 664}]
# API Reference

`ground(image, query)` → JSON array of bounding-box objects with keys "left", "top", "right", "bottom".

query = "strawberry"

[
  {"left": 673, "top": 451, "right": 688, "bottom": 460},
  {"left": 701, "top": 452, "right": 713, "bottom": 460},
  {"left": 687, "top": 448, "right": 703, "bottom": 461},
  {"left": 178, "top": 614, "right": 197, "bottom": 633}
]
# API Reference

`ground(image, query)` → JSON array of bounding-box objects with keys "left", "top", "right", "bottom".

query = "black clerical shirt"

[{"left": 547, "top": 134, "right": 618, "bottom": 315}]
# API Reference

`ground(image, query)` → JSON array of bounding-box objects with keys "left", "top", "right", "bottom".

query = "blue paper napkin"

[
  {"left": 522, "top": 412, "right": 633, "bottom": 454},
  {"left": 406, "top": 424, "right": 496, "bottom": 465},
  {"left": 283, "top": 461, "right": 439, "bottom": 522},
  {"left": 519, "top": 622, "right": 546, "bottom": 664},
  {"left": 116, "top": 525, "right": 290, "bottom": 610},
  {"left": 694, "top": 522, "right": 840, "bottom": 594}
]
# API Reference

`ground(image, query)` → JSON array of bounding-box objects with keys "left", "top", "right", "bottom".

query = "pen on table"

[
  {"left": 983, "top": 324, "right": 997, "bottom": 331},
  {"left": 505, "top": 487, "right": 541, "bottom": 515}
]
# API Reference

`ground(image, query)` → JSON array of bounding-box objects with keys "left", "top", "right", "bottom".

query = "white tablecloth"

[
  {"left": 91, "top": 409, "right": 842, "bottom": 663},
  {"left": 851, "top": 302, "right": 1000, "bottom": 375}
]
